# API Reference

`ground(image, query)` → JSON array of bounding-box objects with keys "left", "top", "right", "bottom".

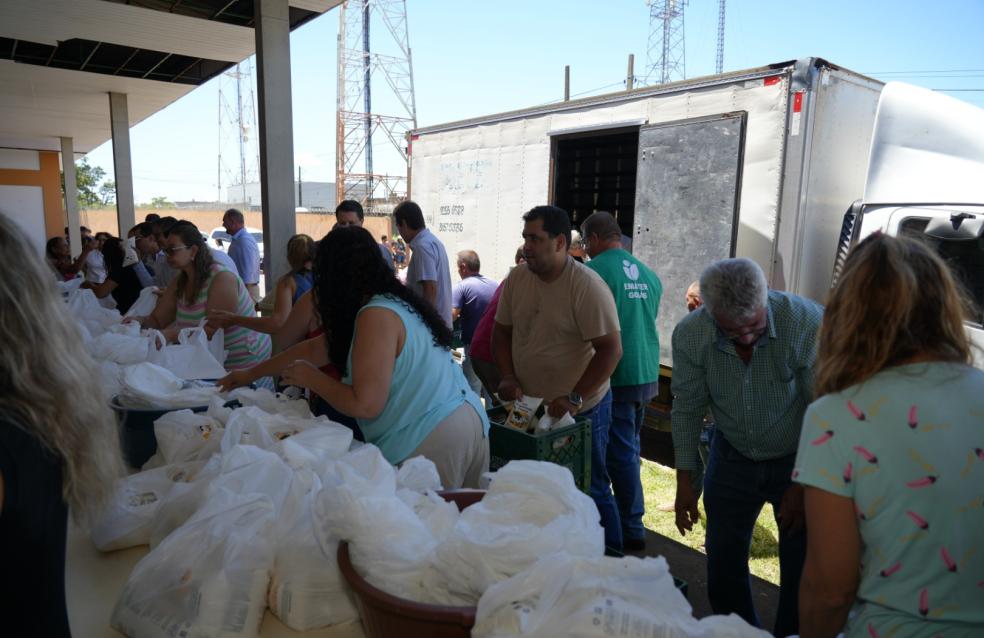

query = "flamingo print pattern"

[{"left": 792, "top": 362, "right": 984, "bottom": 637}]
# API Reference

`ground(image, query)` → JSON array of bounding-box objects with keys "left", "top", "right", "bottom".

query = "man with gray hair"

[{"left": 671, "top": 257, "right": 822, "bottom": 637}]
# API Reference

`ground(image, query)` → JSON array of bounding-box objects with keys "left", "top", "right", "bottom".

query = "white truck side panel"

[
  {"left": 778, "top": 68, "right": 882, "bottom": 303},
  {"left": 411, "top": 76, "right": 790, "bottom": 283}
]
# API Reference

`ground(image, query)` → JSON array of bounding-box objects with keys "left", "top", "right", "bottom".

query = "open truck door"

[{"left": 631, "top": 112, "right": 747, "bottom": 367}]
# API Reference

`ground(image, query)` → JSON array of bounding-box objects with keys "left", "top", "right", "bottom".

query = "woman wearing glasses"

[{"left": 134, "top": 221, "right": 272, "bottom": 383}]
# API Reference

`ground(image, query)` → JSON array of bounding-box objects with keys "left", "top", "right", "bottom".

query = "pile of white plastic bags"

[{"left": 60, "top": 283, "right": 228, "bottom": 401}]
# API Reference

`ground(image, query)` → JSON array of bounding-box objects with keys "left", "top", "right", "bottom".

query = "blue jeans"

[
  {"left": 608, "top": 400, "right": 646, "bottom": 542},
  {"left": 582, "top": 390, "right": 621, "bottom": 551},
  {"left": 703, "top": 432, "right": 805, "bottom": 638}
]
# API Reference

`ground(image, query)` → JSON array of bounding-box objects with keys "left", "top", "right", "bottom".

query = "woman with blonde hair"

[
  {"left": 793, "top": 233, "right": 984, "bottom": 638},
  {"left": 208, "top": 233, "right": 315, "bottom": 335},
  {"left": 134, "top": 221, "right": 272, "bottom": 383},
  {"left": 0, "top": 213, "right": 124, "bottom": 636}
]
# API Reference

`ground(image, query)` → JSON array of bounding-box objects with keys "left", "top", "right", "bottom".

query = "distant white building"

[{"left": 225, "top": 180, "right": 336, "bottom": 210}]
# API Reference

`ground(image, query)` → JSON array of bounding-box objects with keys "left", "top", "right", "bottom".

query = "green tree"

[
  {"left": 99, "top": 180, "right": 116, "bottom": 205},
  {"left": 149, "top": 196, "right": 176, "bottom": 209},
  {"left": 62, "top": 158, "right": 105, "bottom": 209}
]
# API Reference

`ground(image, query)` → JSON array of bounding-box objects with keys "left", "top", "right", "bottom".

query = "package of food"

[{"left": 504, "top": 396, "right": 543, "bottom": 431}]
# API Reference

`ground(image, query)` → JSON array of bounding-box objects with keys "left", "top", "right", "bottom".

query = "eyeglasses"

[
  {"left": 721, "top": 326, "right": 766, "bottom": 341},
  {"left": 718, "top": 317, "right": 768, "bottom": 342},
  {"left": 163, "top": 245, "right": 191, "bottom": 256}
]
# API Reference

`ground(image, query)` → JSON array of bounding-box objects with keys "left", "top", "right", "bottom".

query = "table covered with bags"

[
  {"left": 62, "top": 282, "right": 771, "bottom": 638},
  {"left": 65, "top": 523, "right": 366, "bottom": 638}
]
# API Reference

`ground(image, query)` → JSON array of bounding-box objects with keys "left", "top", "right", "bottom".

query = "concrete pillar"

[
  {"left": 109, "top": 92, "right": 136, "bottom": 236},
  {"left": 60, "top": 137, "right": 83, "bottom": 258},
  {"left": 254, "top": 0, "right": 296, "bottom": 288}
]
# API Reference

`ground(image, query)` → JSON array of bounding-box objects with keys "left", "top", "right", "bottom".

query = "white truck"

[{"left": 407, "top": 57, "right": 984, "bottom": 373}]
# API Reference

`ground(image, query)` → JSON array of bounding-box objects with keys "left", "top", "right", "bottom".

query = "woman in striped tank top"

[{"left": 135, "top": 221, "right": 272, "bottom": 382}]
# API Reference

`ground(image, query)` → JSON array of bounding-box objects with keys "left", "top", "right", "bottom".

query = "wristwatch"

[{"left": 567, "top": 391, "right": 583, "bottom": 409}]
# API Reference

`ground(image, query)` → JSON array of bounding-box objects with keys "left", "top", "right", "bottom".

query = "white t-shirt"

[{"left": 85, "top": 249, "right": 107, "bottom": 284}]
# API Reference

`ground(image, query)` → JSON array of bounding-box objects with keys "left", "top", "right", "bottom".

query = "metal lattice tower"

[
  {"left": 336, "top": 0, "right": 417, "bottom": 213},
  {"left": 645, "top": 0, "right": 687, "bottom": 85},
  {"left": 217, "top": 61, "right": 259, "bottom": 205},
  {"left": 715, "top": 0, "right": 726, "bottom": 74}
]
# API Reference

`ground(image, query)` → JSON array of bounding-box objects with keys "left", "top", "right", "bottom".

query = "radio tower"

[
  {"left": 715, "top": 0, "right": 726, "bottom": 74},
  {"left": 336, "top": 0, "right": 417, "bottom": 213},
  {"left": 645, "top": 0, "right": 688, "bottom": 85},
  {"left": 217, "top": 61, "right": 259, "bottom": 206}
]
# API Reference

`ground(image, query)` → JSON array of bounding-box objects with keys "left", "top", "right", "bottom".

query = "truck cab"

[{"left": 834, "top": 82, "right": 984, "bottom": 366}]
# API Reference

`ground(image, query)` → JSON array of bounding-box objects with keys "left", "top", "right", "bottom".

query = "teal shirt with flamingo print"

[{"left": 794, "top": 362, "right": 984, "bottom": 638}]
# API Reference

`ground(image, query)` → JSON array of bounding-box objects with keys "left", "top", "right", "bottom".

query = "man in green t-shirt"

[{"left": 582, "top": 211, "right": 663, "bottom": 551}]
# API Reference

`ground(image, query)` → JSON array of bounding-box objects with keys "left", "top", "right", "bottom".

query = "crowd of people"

[{"left": 3, "top": 193, "right": 983, "bottom": 637}]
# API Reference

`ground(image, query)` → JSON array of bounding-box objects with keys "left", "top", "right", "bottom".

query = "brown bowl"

[{"left": 336, "top": 490, "right": 485, "bottom": 638}]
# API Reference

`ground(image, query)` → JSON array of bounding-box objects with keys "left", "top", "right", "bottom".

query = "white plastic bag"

[
  {"left": 88, "top": 328, "right": 164, "bottom": 365},
  {"left": 229, "top": 387, "right": 314, "bottom": 418},
  {"left": 123, "top": 286, "right": 160, "bottom": 318},
  {"left": 180, "top": 322, "right": 227, "bottom": 365},
  {"left": 268, "top": 470, "right": 359, "bottom": 630},
  {"left": 91, "top": 461, "right": 205, "bottom": 551},
  {"left": 150, "top": 445, "right": 292, "bottom": 547},
  {"left": 118, "top": 362, "right": 221, "bottom": 409},
  {"left": 151, "top": 324, "right": 227, "bottom": 380},
  {"left": 396, "top": 488, "right": 460, "bottom": 545},
  {"left": 220, "top": 406, "right": 340, "bottom": 464},
  {"left": 313, "top": 445, "right": 444, "bottom": 603},
  {"left": 68, "top": 287, "right": 121, "bottom": 337},
  {"left": 153, "top": 409, "right": 223, "bottom": 465},
  {"left": 111, "top": 488, "right": 275, "bottom": 638},
  {"left": 473, "top": 554, "right": 769, "bottom": 638},
  {"left": 98, "top": 359, "right": 124, "bottom": 402},
  {"left": 431, "top": 460, "right": 605, "bottom": 603},
  {"left": 56, "top": 277, "right": 83, "bottom": 298},
  {"left": 279, "top": 424, "right": 354, "bottom": 473},
  {"left": 396, "top": 455, "right": 444, "bottom": 492}
]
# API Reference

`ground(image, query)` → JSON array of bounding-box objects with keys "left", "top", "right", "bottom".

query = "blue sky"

[{"left": 85, "top": 0, "right": 984, "bottom": 203}]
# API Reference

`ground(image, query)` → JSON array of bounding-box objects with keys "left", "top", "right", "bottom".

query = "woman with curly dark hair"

[{"left": 268, "top": 226, "right": 489, "bottom": 488}]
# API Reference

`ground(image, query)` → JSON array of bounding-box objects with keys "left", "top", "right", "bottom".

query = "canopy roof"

[{"left": 0, "top": 0, "right": 341, "bottom": 153}]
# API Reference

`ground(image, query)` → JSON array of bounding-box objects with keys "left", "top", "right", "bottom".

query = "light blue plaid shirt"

[
  {"left": 670, "top": 290, "right": 822, "bottom": 470},
  {"left": 227, "top": 227, "right": 260, "bottom": 285}
]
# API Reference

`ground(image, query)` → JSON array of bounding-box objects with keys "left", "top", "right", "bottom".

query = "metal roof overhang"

[{"left": 0, "top": 0, "right": 342, "bottom": 154}]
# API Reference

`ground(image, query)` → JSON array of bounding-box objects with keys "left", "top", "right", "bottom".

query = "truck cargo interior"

[{"left": 550, "top": 128, "right": 640, "bottom": 238}]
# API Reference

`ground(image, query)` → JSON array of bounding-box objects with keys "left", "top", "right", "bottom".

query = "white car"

[{"left": 209, "top": 226, "right": 264, "bottom": 263}]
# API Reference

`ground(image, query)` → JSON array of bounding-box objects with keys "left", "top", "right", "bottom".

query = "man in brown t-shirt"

[{"left": 493, "top": 205, "right": 624, "bottom": 551}]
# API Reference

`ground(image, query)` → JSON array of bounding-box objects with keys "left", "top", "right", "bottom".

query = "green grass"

[{"left": 640, "top": 459, "right": 781, "bottom": 585}]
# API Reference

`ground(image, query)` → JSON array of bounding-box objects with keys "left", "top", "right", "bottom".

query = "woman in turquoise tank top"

[{"left": 279, "top": 226, "right": 489, "bottom": 488}]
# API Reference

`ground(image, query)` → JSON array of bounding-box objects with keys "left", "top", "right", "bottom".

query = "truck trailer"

[{"left": 407, "top": 57, "right": 984, "bottom": 370}]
